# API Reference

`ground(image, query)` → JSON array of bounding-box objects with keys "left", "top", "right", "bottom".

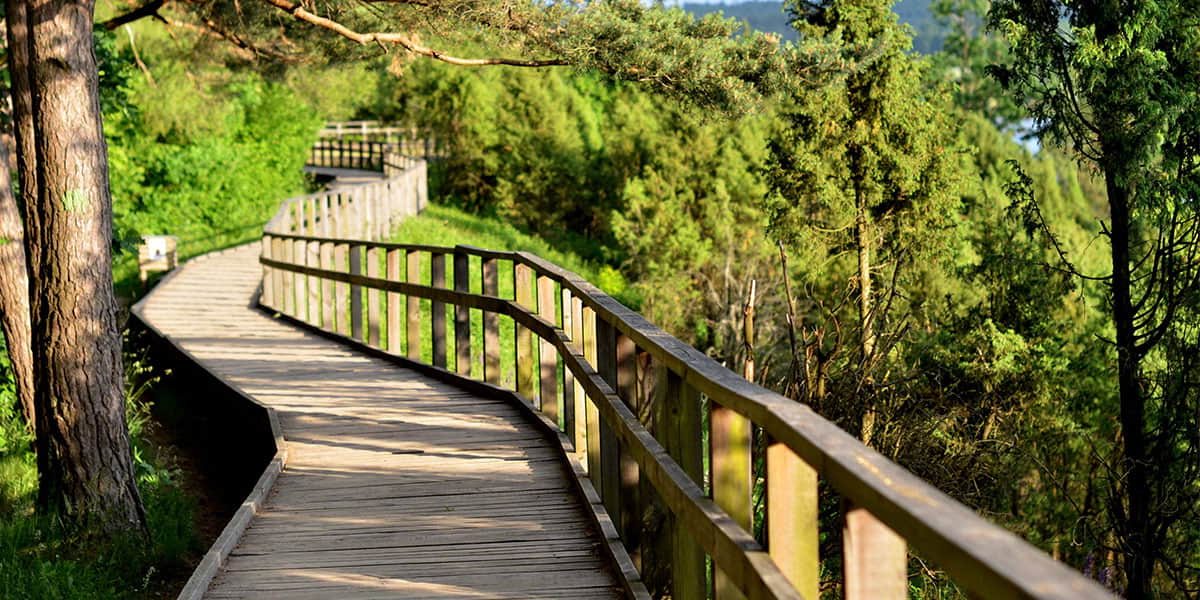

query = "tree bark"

[
  {"left": 853, "top": 162, "right": 877, "bottom": 447},
  {"left": 19, "top": 0, "right": 146, "bottom": 533},
  {"left": 0, "top": 137, "right": 35, "bottom": 431},
  {"left": 1106, "top": 172, "right": 1152, "bottom": 599}
]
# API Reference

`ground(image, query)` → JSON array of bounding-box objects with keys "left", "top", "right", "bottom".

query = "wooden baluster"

[
  {"left": 595, "top": 319, "right": 621, "bottom": 521},
  {"left": 453, "top": 251, "right": 471, "bottom": 376},
  {"left": 293, "top": 238, "right": 306, "bottom": 318},
  {"left": 711, "top": 400, "right": 752, "bottom": 600},
  {"left": 334, "top": 243, "right": 349, "bottom": 336},
  {"left": 843, "top": 505, "right": 906, "bottom": 600},
  {"left": 350, "top": 245, "right": 364, "bottom": 341},
  {"left": 482, "top": 257, "right": 501, "bottom": 385},
  {"left": 281, "top": 237, "right": 294, "bottom": 317},
  {"left": 615, "top": 333, "right": 641, "bottom": 570},
  {"left": 307, "top": 241, "right": 320, "bottom": 325},
  {"left": 769, "top": 439, "right": 820, "bottom": 600},
  {"left": 571, "top": 295, "right": 586, "bottom": 460},
  {"left": 322, "top": 195, "right": 332, "bottom": 238},
  {"left": 537, "top": 275, "right": 558, "bottom": 423},
  {"left": 561, "top": 288, "right": 576, "bottom": 444},
  {"left": 430, "top": 252, "right": 447, "bottom": 368},
  {"left": 321, "top": 242, "right": 334, "bottom": 331},
  {"left": 406, "top": 250, "right": 421, "bottom": 360},
  {"left": 583, "top": 305, "right": 600, "bottom": 479},
  {"left": 261, "top": 236, "right": 275, "bottom": 309},
  {"left": 659, "top": 372, "right": 706, "bottom": 600},
  {"left": 367, "top": 246, "right": 381, "bottom": 347},
  {"left": 387, "top": 248, "right": 401, "bottom": 352},
  {"left": 514, "top": 263, "right": 536, "bottom": 404}
]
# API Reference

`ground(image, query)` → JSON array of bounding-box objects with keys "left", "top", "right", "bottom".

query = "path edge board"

[{"left": 131, "top": 243, "right": 290, "bottom": 600}]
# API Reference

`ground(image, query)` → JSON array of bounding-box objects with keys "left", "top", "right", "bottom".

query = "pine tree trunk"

[
  {"left": 18, "top": 0, "right": 146, "bottom": 533},
  {"left": 0, "top": 138, "right": 35, "bottom": 430},
  {"left": 854, "top": 174, "right": 877, "bottom": 447},
  {"left": 1106, "top": 173, "right": 1152, "bottom": 598}
]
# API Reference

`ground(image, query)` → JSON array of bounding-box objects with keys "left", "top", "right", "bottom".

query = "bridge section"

[
  {"left": 137, "top": 243, "right": 624, "bottom": 599},
  {"left": 149, "top": 125, "right": 1114, "bottom": 600}
]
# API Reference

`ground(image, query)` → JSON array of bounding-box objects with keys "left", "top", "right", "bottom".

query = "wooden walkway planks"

[{"left": 137, "top": 243, "right": 624, "bottom": 599}]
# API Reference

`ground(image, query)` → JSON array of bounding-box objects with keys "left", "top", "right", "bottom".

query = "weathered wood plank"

[
  {"left": 537, "top": 275, "right": 558, "bottom": 423},
  {"left": 711, "top": 400, "right": 752, "bottom": 600},
  {"left": 430, "top": 251, "right": 447, "bottom": 369},
  {"left": 349, "top": 245, "right": 363, "bottom": 340},
  {"left": 386, "top": 248, "right": 401, "bottom": 352},
  {"left": 366, "top": 246, "right": 381, "bottom": 346},
  {"left": 454, "top": 252, "right": 471, "bottom": 376},
  {"left": 768, "top": 440, "right": 819, "bottom": 600},
  {"left": 844, "top": 503, "right": 906, "bottom": 600},
  {"left": 483, "top": 258, "right": 501, "bottom": 385},
  {"left": 515, "top": 263, "right": 536, "bottom": 405},
  {"left": 406, "top": 250, "right": 421, "bottom": 360},
  {"left": 135, "top": 243, "right": 624, "bottom": 600}
]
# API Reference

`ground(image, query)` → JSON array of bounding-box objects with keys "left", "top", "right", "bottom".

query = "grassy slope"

[{"left": 386, "top": 203, "right": 629, "bottom": 407}]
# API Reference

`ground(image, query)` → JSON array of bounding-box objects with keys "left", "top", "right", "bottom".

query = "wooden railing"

[
  {"left": 316, "top": 120, "right": 441, "bottom": 158},
  {"left": 259, "top": 130, "right": 1115, "bottom": 600}
]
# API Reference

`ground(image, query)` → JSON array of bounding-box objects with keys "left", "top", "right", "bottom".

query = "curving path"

[{"left": 136, "top": 242, "right": 624, "bottom": 599}]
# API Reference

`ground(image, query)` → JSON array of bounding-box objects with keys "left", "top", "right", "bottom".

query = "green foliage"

[
  {"left": 0, "top": 342, "right": 199, "bottom": 600},
  {"left": 104, "top": 32, "right": 323, "bottom": 292},
  {"left": 987, "top": 0, "right": 1200, "bottom": 592}
]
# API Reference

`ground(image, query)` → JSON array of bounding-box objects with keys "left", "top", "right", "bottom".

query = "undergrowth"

[{"left": 0, "top": 339, "right": 200, "bottom": 600}]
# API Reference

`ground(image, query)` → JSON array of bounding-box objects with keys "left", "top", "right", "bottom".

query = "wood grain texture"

[{"left": 139, "top": 243, "right": 623, "bottom": 599}]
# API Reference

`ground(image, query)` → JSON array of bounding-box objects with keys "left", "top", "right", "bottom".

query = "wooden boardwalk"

[{"left": 137, "top": 243, "right": 624, "bottom": 599}]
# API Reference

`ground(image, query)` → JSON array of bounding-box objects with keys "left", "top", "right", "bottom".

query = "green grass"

[
  {"left": 387, "top": 204, "right": 629, "bottom": 397},
  {"left": 390, "top": 203, "right": 627, "bottom": 291},
  {"left": 0, "top": 349, "right": 201, "bottom": 600}
]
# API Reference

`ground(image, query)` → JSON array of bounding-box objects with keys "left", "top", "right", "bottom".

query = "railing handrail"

[{"left": 257, "top": 137, "right": 1115, "bottom": 600}]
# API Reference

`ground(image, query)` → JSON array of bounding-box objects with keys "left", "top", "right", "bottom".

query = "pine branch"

[
  {"left": 100, "top": 0, "right": 169, "bottom": 30},
  {"left": 256, "top": 0, "right": 568, "bottom": 67}
]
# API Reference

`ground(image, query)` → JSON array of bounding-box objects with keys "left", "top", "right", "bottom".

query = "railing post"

[
  {"left": 582, "top": 305, "right": 600, "bottom": 479},
  {"left": 281, "top": 236, "right": 294, "bottom": 316},
  {"left": 660, "top": 372, "right": 706, "bottom": 600},
  {"left": 570, "top": 295, "right": 586, "bottom": 460},
  {"left": 615, "top": 333, "right": 641, "bottom": 570},
  {"left": 514, "top": 263, "right": 536, "bottom": 405},
  {"left": 261, "top": 235, "right": 275, "bottom": 309},
  {"left": 406, "top": 250, "right": 421, "bottom": 360},
  {"left": 482, "top": 257, "right": 501, "bottom": 385},
  {"left": 322, "top": 195, "right": 332, "bottom": 238},
  {"left": 334, "top": 243, "right": 349, "bottom": 336},
  {"left": 711, "top": 400, "right": 752, "bottom": 600},
  {"left": 537, "top": 275, "right": 558, "bottom": 424},
  {"left": 562, "top": 288, "right": 576, "bottom": 444},
  {"left": 293, "top": 238, "right": 306, "bottom": 318},
  {"left": 321, "top": 242, "right": 334, "bottom": 331},
  {"left": 595, "top": 319, "right": 621, "bottom": 523},
  {"left": 307, "top": 241, "right": 320, "bottom": 325},
  {"left": 350, "top": 245, "right": 363, "bottom": 341},
  {"left": 768, "top": 439, "right": 820, "bottom": 600},
  {"left": 453, "top": 251, "right": 471, "bottom": 377},
  {"left": 844, "top": 504, "right": 906, "bottom": 600},
  {"left": 430, "top": 251, "right": 447, "bottom": 369},
  {"left": 367, "top": 246, "right": 381, "bottom": 346},
  {"left": 387, "top": 248, "right": 402, "bottom": 353}
]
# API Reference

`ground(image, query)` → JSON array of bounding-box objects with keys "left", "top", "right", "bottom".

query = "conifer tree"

[
  {"left": 764, "top": 0, "right": 962, "bottom": 445},
  {"left": 989, "top": 0, "right": 1200, "bottom": 594}
]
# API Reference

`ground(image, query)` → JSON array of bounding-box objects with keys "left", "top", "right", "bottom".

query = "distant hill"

[{"left": 680, "top": 0, "right": 948, "bottom": 54}]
